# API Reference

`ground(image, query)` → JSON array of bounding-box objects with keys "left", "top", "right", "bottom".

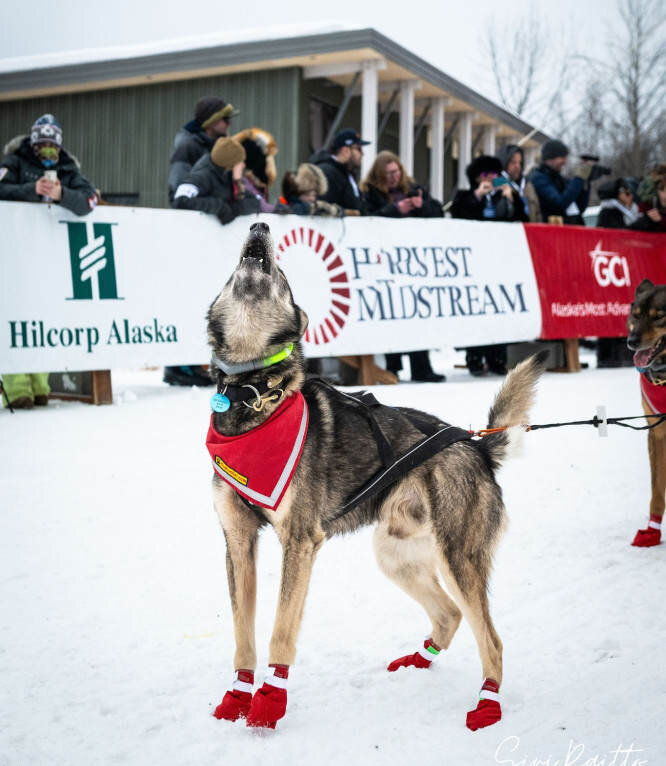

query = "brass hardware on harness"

[{"left": 267, "top": 376, "right": 283, "bottom": 389}]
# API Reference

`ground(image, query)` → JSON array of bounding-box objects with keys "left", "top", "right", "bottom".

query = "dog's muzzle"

[{"left": 238, "top": 222, "right": 273, "bottom": 275}]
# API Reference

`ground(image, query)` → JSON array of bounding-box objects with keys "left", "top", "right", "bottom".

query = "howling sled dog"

[{"left": 205, "top": 222, "right": 547, "bottom": 731}]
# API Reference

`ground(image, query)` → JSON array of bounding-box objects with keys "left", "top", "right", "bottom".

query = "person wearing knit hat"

[
  {"left": 168, "top": 95, "right": 240, "bottom": 202},
  {"left": 0, "top": 113, "right": 98, "bottom": 409},
  {"left": 527, "top": 138, "right": 592, "bottom": 224}
]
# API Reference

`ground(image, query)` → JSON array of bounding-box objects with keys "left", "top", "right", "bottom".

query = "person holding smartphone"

[
  {"left": 0, "top": 114, "right": 97, "bottom": 216},
  {"left": 450, "top": 155, "right": 522, "bottom": 221}
]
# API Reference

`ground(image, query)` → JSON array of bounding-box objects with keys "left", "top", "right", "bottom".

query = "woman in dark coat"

[{"left": 361, "top": 151, "right": 445, "bottom": 382}]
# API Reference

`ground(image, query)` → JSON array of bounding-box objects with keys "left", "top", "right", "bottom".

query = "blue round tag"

[{"left": 211, "top": 393, "right": 231, "bottom": 413}]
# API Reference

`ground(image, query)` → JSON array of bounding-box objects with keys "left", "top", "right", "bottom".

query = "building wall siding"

[{"left": 0, "top": 67, "right": 302, "bottom": 208}]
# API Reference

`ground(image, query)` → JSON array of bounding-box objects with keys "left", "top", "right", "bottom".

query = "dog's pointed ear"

[
  {"left": 297, "top": 307, "right": 309, "bottom": 338},
  {"left": 635, "top": 279, "right": 654, "bottom": 300}
]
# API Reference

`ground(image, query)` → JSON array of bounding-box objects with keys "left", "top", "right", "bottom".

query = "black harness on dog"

[
  {"left": 235, "top": 378, "right": 472, "bottom": 520},
  {"left": 313, "top": 380, "right": 473, "bottom": 520}
]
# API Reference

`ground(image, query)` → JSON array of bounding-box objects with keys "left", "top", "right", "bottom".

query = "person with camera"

[
  {"left": 360, "top": 150, "right": 445, "bottom": 382},
  {"left": 450, "top": 155, "right": 522, "bottom": 221},
  {"left": 527, "top": 140, "right": 609, "bottom": 225},
  {"left": 361, "top": 150, "right": 444, "bottom": 218}
]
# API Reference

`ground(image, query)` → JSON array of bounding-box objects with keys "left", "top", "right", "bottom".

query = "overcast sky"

[{"left": 2, "top": 0, "right": 610, "bottom": 132}]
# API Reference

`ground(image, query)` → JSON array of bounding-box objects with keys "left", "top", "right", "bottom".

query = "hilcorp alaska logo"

[
  {"left": 7, "top": 220, "right": 178, "bottom": 355},
  {"left": 589, "top": 240, "right": 631, "bottom": 288}
]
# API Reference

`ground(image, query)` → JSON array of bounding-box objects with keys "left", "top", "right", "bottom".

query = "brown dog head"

[{"left": 628, "top": 279, "right": 666, "bottom": 373}]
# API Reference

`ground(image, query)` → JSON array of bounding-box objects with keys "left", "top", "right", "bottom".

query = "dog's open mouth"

[
  {"left": 238, "top": 223, "right": 272, "bottom": 275},
  {"left": 633, "top": 336, "right": 666, "bottom": 370}
]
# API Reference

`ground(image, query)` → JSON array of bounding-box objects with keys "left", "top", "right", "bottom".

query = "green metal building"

[{"left": 0, "top": 27, "right": 549, "bottom": 208}]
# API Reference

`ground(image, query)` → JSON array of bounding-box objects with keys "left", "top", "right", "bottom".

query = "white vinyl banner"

[{"left": 0, "top": 202, "right": 542, "bottom": 373}]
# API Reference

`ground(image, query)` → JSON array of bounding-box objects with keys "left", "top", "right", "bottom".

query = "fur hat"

[
  {"left": 232, "top": 128, "right": 278, "bottom": 187},
  {"left": 295, "top": 163, "right": 327, "bottom": 196},
  {"left": 210, "top": 137, "right": 246, "bottom": 170},
  {"left": 541, "top": 139, "right": 569, "bottom": 161},
  {"left": 465, "top": 155, "right": 502, "bottom": 187},
  {"left": 30, "top": 114, "right": 63, "bottom": 147}
]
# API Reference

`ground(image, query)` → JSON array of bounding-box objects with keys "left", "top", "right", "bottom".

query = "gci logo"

[
  {"left": 61, "top": 221, "right": 120, "bottom": 300},
  {"left": 589, "top": 240, "right": 631, "bottom": 288}
]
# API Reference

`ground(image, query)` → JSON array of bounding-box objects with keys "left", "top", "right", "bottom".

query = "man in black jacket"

[
  {"left": 312, "top": 128, "right": 370, "bottom": 213},
  {"left": 168, "top": 97, "right": 239, "bottom": 202},
  {"left": 0, "top": 114, "right": 97, "bottom": 216}
]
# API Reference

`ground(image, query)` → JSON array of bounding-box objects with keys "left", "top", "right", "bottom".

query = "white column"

[
  {"left": 361, "top": 60, "right": 381, "bottom": 178},
  {"left": 399, "top": 80, "right": 418, "bottom": 175},
  {"left": 457, "top": 112, "right": 473, "bottom": 189},
  {"left": 429, "top": 97, "right": 445, "bottom": 202},
  {"left": 482, "top": 124, "right": 497, "bottom": 156}
]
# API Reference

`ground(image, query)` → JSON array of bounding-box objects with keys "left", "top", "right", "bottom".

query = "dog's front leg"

[
  {"left": 213, "top": 490, "right": 261, "bottom": 722},
  {"left": 633, "top": 405, "right": 665, "bottom": 547},
  {"left": 246, "top": 535, "right": 323, "bottom": 729}
]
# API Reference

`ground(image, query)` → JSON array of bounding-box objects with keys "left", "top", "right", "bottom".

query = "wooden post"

[
  {"left": 337, "top": 356, "right": 398, "bottom": 386},
  {"left": 91, "top": 370, "right": 113, "bottom": 404}
]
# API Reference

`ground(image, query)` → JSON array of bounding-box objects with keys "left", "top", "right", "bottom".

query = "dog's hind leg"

[
  {"left": 213, "top": 488, "right": 262, "bottom": 722},
  {"left": 246, "top": 532, "right": 324, "bottom": 729},
  {"left": 374, "top": 520, "right": 462, "bottom": 671},
  {"left": 632, "top": 399, "right": 665, "bottom": 547},
  {"left": 437, "top": 553, "right": 503, "bottom": 731}
]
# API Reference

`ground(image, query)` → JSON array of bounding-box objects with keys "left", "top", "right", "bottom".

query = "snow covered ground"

[{"left": 1, "top": 348, "right": 663, "bottom": 766}]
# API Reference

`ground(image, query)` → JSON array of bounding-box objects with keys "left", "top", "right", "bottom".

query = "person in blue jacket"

[{"left": 527, "top": 139, "right": 592, "bottom": 225}]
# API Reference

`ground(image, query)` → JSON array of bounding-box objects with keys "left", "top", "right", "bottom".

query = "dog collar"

[{"left": 212, "top": 343, "right": 293, "bottom": 376}]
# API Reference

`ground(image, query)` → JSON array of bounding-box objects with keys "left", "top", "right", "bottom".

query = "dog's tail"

[{"left": 482, "top": 350, "right": 549, "bottom": 468}]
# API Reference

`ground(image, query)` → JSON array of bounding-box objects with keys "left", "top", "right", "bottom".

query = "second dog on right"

[{"left": 627, "top": 278, "right": 666, "bottom": 547}]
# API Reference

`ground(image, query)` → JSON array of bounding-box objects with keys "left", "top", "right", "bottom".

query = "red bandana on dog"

[
  {"left": 205, "top": 392, "right": 309, "bottom": 510},
  {"left": 640, "top": 373, "right": 666, "bottom": 415}
]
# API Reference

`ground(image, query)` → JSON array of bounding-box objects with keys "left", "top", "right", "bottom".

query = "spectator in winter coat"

[
  {"left": 232, "top": 128, "right": 279, "bottom": 213},
  {"left": 311, "top": 128, "right": 370, "bottom": 214},
  {"left": 630, "top": 165, "right": 666, "bottom": 233},
  {"left": 496, "top": 144, "right": 541, "bottom": 222},
  {"left": 279, "top": 164, "right": 343, "bottom": 216},
  {"left": 0, "top": 113, "right": 97, "bottom": 216},
  {"left": 595, "top": 177, "right": 638, "bottom": 368},
  {"left": 597, "top": 178, "right": 639, "bottom": 228},
  {"left": 527, "top": 139, "right": 591, "bottom": 225},
  {"left": 168, "top": 97, "right": 239, "bottom": 202},
  {"left": 361, "top": 150, "right": 444, "bottom": 218},
  {"left": 172, "top": 136, "right": 260, "bottom": 224},
  {"left": 0, "top": 114, "right": 98, "bottom": 409},
  {"left": 360, "top": 151, "right": 445, "bottom": 383},
  {"left": 450, "top": 155, "right": 520, "bottom": 221}
]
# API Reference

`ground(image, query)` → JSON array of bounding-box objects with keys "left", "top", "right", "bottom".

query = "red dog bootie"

[
  {"left": 246, "top": 664, "right": 288, "bottom": 729},
  {"left": 387, "top": 637, "right": 440, "bottom": 672},
  {"left": 213, "top": 669, "right": 254, "bottom": 721},
  {"left": 466, "top": 678, "right": 502, "bottom": 731},
  {"left": 632, "top": 515, "right": 662, "bottom": 547}
]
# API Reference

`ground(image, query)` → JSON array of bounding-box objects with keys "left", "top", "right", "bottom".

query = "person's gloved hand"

[{"left": 573, "top": 162, "right": 593, "bottom": 181}]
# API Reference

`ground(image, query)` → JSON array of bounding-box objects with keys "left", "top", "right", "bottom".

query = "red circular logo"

[{"left": 276, "top": 225, "right": 351, "bottom": 345}]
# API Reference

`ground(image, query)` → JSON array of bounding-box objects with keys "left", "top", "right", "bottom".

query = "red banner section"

[{"left": 525, "top": 224, "right": 666, "bottom": 339}]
